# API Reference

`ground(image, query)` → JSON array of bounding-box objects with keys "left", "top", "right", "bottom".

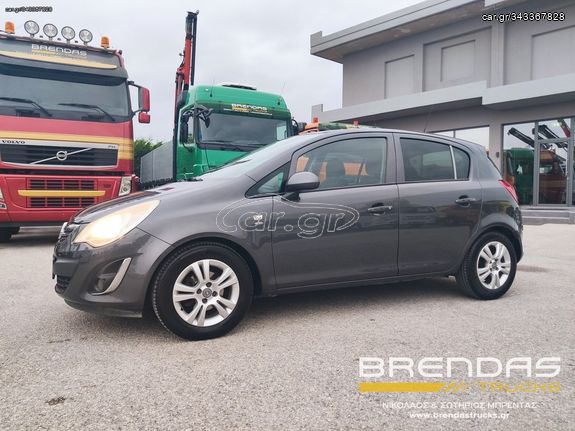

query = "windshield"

[
  {"left": 198, "top": 112, "right": 289, "bottom": 148},
  {"left": 0, "top": 71, "right": 130, "bottom": 122},
  {"left": 200, "top": 134, "right": 313, "bottom": 179}
]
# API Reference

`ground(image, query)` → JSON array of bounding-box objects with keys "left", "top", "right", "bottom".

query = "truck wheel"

[
  {"left": 152, "top": 242, "right": 254, "bottom": 340},
  {"left": 456, "top": 232, "right": 517, "bottom": 300},
  {"left": 0, "top": 228, "right": 12, "bottom": 243}
]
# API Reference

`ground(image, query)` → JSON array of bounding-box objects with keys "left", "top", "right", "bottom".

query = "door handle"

[
  {"left": 455, "top": 196, "right": 477, "bottom": 206},
  {"left": 368, "top": 204, "right": 393, "bottom": 214}
]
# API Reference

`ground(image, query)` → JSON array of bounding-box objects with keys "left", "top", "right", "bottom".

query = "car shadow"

[
  {"left": 0, "top": 227, "right": 60, "bottom": 248},
  {"left": 248, "top": 276, "right": 464, "bottom": 320},
  {"left": 63, "top": 277, "right": 464, "bottom": 342}
]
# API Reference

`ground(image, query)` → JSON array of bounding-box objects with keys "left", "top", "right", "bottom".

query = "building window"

[{"left": 433, "top": 127, "right": 488, "bottom": 148}]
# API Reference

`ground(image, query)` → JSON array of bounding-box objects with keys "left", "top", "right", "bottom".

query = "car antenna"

[{"left": 278, "top": 81, "right": 287, "bottom": 106}]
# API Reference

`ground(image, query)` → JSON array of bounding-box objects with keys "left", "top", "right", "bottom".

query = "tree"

[{"left": 133, "top": 138, "right": 163, "bottom": 177}]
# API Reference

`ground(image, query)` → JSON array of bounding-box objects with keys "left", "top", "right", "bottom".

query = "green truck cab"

[
  {"left": 140, "top": 84, "right": 294, "bottom": 186},
  {"left": 175, "top": 84, "right": 293, "bottom": 180},
  {"left": 139, "top": 13, "right": 297, "bottom": 187}
]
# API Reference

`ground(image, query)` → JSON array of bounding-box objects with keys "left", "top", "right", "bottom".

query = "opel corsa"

[{"left": 53, "top": 129, "right": 523, "bottom": 340}]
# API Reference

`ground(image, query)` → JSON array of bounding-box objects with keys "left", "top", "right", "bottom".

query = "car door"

[
  {"left": 270, "top": 134, "right": 399, "bottom": 290},
  {"left": 395, "top": 133, "right": 482, "bottom": 275}
]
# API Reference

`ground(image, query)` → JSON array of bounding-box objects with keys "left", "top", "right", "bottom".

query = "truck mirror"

[
  {"left": 138, "top": 87, "right": 151, "bottom": 112},
  {"left": 138, "top": 112, "right": 150, "bottom": 124},
  {"left": 179, "top": 119, "right": 189, "bottom": 143}
]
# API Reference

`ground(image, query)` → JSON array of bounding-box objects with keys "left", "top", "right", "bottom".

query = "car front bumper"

[{"left": 52, "top": 224, "right": 172, "bottom": 317}]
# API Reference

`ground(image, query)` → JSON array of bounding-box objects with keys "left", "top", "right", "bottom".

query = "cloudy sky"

[{"left": 4, "top": 0, "right": 423, "bottom": 142}]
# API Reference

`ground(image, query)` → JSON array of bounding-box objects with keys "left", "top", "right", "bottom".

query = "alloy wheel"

[
  {"left": 476, "top": 241, "right": 512, "bottom": 290},
  {"left": 172, "top": 259, "right": 240, "bottom": 327}
]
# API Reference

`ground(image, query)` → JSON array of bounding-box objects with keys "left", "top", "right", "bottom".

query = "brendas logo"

[
  {"left": 359, "top": 357, "right": 561, "bottom": 378},
  {"left": 31, "top": 44, "right": 88, "bottom": 57}
]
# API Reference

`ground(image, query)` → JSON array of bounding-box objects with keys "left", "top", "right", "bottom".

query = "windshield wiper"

[
  {"left": 200, "top": 139, "right": 258, "bottom": 151},
  {"left": 0, "top": 97, "right": 52, "bottom": 117},
  {"left": 59, "top": 103, "right": 116, "bottom": 122}
]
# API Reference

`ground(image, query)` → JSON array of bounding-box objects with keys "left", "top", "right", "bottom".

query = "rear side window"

[
  {"left": 401, "top": 138, "right": 454, "bottom": 181},
  {"left": 480, "top": 155, "right": 503, "bottom": 180},
  {"left": 453, "top": 147, "right": 470, "bottom": 179}
]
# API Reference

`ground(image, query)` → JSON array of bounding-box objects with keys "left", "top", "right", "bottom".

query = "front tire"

[
  {"left": 152, "top": 242, "right": 254, "bottom": 340},
  {"left": 456, "top": 232, "right": 517, "bottom": 300}
]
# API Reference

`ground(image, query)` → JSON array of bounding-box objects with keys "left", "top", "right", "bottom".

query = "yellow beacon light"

[{"left": 100, "top": 36, "right": 110, "bottom": 49}]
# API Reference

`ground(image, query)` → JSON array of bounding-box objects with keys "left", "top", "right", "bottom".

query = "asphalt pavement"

[{"left": 0, "top": 225, "right": 573, "bottom": 430}]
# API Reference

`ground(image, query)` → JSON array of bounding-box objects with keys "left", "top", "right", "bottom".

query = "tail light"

[{"left": 499, "top": 180, "right": 519, "bottom": 203}]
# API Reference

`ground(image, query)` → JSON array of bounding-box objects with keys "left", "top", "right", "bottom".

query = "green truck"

[{"left": 140, "top": 12, "right": 295, "bottom": 186}]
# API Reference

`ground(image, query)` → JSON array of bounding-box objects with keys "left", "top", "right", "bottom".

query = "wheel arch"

[
  {"left": 448, "top": 223, "right": 523, "bottom": 275},
  {"left": 143, "top": 236, "right": 264, "bottom": 314}
]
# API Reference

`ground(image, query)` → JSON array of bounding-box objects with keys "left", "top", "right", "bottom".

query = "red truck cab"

[{"left": 0, "top": 22, "right": 150, "bottom": 241}]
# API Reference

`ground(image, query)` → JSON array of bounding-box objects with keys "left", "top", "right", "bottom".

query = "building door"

[{"left": 534, "top": 119, "right": 573, "bottom": 206}]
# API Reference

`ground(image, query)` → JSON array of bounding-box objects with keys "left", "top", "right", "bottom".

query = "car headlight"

[
  {"left": 119, "top": 176, "right": 132, "bottom": 196},
  {"left": 74, "top": 200, "right": 159, "bottom": 247}
]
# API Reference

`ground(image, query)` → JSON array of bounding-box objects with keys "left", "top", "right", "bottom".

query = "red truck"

[{"left": 0, "top": 20, "right": 150, "bottom": 241}]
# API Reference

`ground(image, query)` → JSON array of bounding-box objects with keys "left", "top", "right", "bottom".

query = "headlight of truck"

[
  {"left": 74, "top": 200, "right": 159, "bottom": 247},
  {"left": 119, "top": 176, "right": 132, "bottom": 196}
]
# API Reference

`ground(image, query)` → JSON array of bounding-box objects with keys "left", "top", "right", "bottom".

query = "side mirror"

[
  {"left": 179, "top": 111, "right": 191, "bottom": 143},
  {"left": 138, "top": 87, "right": 151, "bottom": 112},
  {"left": 138, "top": 112, "right": 150, "bottom": 124},
  {"left": 285, "top": 172, "right": 320, "bottom": 193}
]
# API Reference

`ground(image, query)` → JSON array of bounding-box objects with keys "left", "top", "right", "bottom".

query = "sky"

[{"left": 2, "top": 0, "right": 423, "bottom": 142}]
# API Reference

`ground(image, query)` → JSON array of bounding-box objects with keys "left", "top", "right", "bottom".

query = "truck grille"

[
  {"left": 28, "top": 178, "right": 95, "bottom": 191},
  {"left": 29, "top": 197, "right": 96, "bottom": 208},
  {"left": 0, "top": 143, "right": 118, "bottom": 167}
]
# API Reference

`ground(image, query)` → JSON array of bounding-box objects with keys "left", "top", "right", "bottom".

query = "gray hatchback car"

[{"left": 53, "top": 129, "right": 523, "bottom": 340}]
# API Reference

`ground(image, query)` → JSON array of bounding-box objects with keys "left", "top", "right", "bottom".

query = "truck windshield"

[
  {"left": 0, "top": 72, "right": 130, "bottom": 122},
  {"left": 200, "top": 134, "right": 313, "bottom": 180},
  {"left": 198, "top": 113, "right": 289, "bottom": 149}
]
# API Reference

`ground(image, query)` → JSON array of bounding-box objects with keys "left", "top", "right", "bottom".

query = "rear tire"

[
  {"left": 152, "top": 242, "right": 254, "bottom": 340},
  {"left": 456, "top": 232, "right": 517, "bottom": 300}
]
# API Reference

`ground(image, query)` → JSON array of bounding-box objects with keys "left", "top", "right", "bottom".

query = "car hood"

[{"left": 72, "top": 177, "right": 251, "bottom": 224}]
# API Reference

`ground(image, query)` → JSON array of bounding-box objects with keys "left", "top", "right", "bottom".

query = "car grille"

[
  {"left": 0, "top": 144, "right": 117, "bottom": 166},
  {"left": 28, "top": 197, "right": 96, "bottom": 208},
  {"left": 55, "top": 275, "right": 71, "bottom": 294}
]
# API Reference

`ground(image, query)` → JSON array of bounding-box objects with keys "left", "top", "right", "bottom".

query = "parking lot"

[{"left": 0, "top": 224, "right": 574, "bottom": 430}]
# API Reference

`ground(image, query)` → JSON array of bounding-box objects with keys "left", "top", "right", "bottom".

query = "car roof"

[{"left": 302, "top": 128, "right": 486, "bottom": 153}]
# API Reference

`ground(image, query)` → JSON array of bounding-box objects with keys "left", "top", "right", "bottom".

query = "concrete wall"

[{"left": 340, "top": 0, "right": 575, "bottom": 107}]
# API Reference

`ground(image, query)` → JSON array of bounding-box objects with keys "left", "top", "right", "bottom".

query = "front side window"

[
  {"left": 247, "top": 164, "right": 289, "bottom": 196},
  {"left": 401, "top": 138, "right": 455, "bottom": 182},
  {"left": 295, "top": 137, "right": 387, "bottom": 190}
]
